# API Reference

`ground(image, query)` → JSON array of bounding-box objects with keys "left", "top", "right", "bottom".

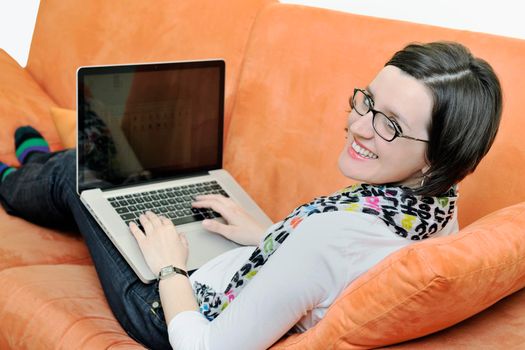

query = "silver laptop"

[{"left": 76, "top": 60, "right": 272, "bottom": 283}]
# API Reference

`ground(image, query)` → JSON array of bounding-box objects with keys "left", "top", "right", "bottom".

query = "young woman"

[{"left": 0, "top": 42, "right": 502, "bottom": 349}]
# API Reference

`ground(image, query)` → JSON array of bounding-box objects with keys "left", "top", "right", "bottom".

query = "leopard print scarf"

[{"left": 193, "top": 183, "right": 457, "bottom": 320}]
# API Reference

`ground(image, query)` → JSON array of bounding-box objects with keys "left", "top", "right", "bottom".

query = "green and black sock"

[
  {"left": 15, "top": 126, "right": 50, "bottom": 164},
  {"left": 0, "top": 162, "right": 16, "bottom": 183}
]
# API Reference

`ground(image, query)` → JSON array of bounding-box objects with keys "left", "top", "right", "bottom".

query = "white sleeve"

[{"left": 167, "top": 212, "right": 356, "bottom": 350}]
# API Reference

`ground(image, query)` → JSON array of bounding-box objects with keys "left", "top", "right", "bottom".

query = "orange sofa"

[{"left": 1, "top": 0, "right": 525, "bottom": 349}]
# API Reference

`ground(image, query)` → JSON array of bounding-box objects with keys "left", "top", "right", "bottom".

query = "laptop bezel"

[{"left": 75, "top": 59, "right": 226, "bottom": 195}]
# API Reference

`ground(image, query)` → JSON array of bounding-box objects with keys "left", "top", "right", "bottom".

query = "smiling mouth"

[{"left": 351, "top": 141, "right": 378, "bottom": 159}]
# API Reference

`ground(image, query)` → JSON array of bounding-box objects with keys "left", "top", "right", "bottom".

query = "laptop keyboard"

[{"left": 107, "top": 181, "right": 228, "bottom": 229}]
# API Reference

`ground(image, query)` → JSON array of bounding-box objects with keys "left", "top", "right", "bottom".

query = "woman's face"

[{"left": 338, "top": 65, "right": 433, "bottom": 188}]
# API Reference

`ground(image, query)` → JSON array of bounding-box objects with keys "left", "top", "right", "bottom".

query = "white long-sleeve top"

[{"left": 168, "top": 210, "right": 459, "bottom": 349}]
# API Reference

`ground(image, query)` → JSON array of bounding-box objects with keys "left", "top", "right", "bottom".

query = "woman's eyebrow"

[{"left": 365, "top": 85, "right": 410, "bottom": 129}]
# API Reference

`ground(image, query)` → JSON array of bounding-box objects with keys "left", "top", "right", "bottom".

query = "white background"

[{"left": 1, "top": 1, "right": 524, "bottom": 67}]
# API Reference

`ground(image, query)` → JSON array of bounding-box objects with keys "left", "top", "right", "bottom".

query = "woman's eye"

[{"left": 389, "top": 119, "right": 402, "bottom": 133}]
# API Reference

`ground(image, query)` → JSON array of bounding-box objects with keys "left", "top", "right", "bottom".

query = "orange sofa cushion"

[
  {"left": 0, "top": 265, "right": 143, "bottom": 349},
  {"left": 0, "top": 206, "right": 91, "bottom": 270},
  {"left": 0, "top": 50, "right": 62, "bottom": 164},
  {"left": 271, "top": 201, "right": 525, "bottom": 349},
  {"left": 26, "top": 0, "right": 275, "bottom": 137},
  {"left": 50, "top": 107, "right": 76, "bottom": 149},
  {"left": 224, "top": 4, "right": 525, "bottom": 228}
]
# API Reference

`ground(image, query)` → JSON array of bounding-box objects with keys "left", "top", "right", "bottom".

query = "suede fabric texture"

[
  {"left": 26, "top": 0, "right": 275, "bottom": 138},
  {"left": 0, "top": 1, "right": 524, "bottom": 349},
  {"left": 50, "top": 107, "right": 76, "bottom": 149},
  {"left": 0, "top": 265, "right": 143, "bottom": 349},
  {"left": 0, "top": 206, "right": 91, "bottom": 271},
  {"left": 0, "top": 50, "right": 62, "bottom": 164}
]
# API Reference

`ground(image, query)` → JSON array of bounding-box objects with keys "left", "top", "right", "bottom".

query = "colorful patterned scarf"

[{"left": 193, "top": 183, "right": 457, "bottom": 320}]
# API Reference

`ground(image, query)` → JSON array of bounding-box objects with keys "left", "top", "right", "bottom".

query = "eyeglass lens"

[{"left": 353, "top": 90, "right": 397, "bottom": 141}]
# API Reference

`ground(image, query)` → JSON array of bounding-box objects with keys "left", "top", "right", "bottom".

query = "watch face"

[
  {"left": 159, "top": 265, "right": 188, "bottom": 280},
  {"left": 160, "top": 266, "right": 174, "bottom": 276}
]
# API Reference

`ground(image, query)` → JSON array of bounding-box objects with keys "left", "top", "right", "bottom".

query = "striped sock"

[
  {"left": 15, "top": 126, "right": 50, "bottom": 165},
  {"left": 0, "top": 162, "right": 16, "bottom": 182}
]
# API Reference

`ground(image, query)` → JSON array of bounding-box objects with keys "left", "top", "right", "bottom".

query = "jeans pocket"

[{"left": 149, "top": 298, "right": 167, "bottom": 328}]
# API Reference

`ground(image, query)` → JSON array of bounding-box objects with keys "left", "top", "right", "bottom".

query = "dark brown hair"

[{"left": 386, "top": 42, "right": 502, "bottom": 196}]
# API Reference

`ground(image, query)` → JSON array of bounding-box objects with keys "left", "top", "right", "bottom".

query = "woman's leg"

[{"left": 0, "top": 149, "right": 171, "bottom": 349}]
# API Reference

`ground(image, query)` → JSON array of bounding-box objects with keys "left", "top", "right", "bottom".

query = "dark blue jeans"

[{"left": 0, "top": 150, "right": 171, "bottom": 350}]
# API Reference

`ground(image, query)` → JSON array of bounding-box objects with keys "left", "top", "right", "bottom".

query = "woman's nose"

[{"left": 349, "top": 111, "right": 375, "bottom": 139}]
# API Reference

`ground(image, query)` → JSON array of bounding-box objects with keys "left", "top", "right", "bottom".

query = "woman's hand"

[
  {"left": 129, "top": 211, "right": 189, "bottom": 276},
  {"left": 192, "top": 194, "right": 267, "bottom": 246}
]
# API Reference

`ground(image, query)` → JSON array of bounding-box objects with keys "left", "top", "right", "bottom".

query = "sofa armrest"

[{"left": 0, "top": 49, "right": 62, "bottom": 164}]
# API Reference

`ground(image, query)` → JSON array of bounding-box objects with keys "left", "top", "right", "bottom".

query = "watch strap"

[{"left": 158, "top": 265, "right": 189, "bottom": 280}]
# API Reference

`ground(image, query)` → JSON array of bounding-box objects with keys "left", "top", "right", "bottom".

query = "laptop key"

[
  {"left": 110, "top": 201, "right": 120, "bottom": 208},
  {"left": 202, "top": 211, "right": 214, "bottom": 219},
  {"left": 171, "top": 214, "right": 204, "bottom": 226},
  {"left": 191, "top": 208, "right": 200, "bottom": 214},
  {"left": 116, "top": 207, "right": 129, "bottom": 214},
  {"left": 120, "top": 213, "right": 135, "bottom": 220}
]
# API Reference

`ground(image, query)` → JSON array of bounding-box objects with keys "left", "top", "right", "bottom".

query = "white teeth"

[{"left": 352, "top": 142, "right": 378, "bottom": 159}]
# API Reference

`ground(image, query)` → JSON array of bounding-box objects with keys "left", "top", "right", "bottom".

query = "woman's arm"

[
  {"left": 168, "top": 212, "right": 356, "bottom": 350},
  {"left": 129, "top": 212, "right": 200, "bottom": 322},
  {"left": 159, "top": 274, "right": 199, "bottom": 323}
]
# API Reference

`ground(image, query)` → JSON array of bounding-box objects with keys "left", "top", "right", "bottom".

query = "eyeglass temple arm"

[{"left": 400, "top": 135, "right": 430, "bottom": 143}]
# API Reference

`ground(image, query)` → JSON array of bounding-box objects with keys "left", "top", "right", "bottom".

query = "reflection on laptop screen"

[{"left": 77, "top": 60, "right": 225, "bottom": 192}]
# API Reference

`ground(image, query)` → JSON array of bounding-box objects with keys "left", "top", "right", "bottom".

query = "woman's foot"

[
  {"left": 15, "top": 126, "right": 50, "bottom": 164},
  {"left": 0, "top": 162, "right": 16, "bottom": 182}
]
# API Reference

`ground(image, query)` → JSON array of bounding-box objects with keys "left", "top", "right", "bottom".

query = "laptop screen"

[{"left": 77, "top": 60, "right": 225, "bottom": 192}]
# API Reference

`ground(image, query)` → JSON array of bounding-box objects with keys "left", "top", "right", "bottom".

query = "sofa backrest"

[
  {"left": 26, "top": 0, "right": 274, "bottom": 136},
  {"left": 224, "top": 3, "right": 525, "bottom": 227}
]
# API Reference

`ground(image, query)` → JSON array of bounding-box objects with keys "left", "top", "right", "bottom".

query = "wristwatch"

[{"left": 158, "top": 265, "right": 189, "bottom": 280}]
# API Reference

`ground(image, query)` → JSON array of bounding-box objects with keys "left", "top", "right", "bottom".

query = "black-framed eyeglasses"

[{"left": 349, "top": 88, "right": 429, "bottom": 143}]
